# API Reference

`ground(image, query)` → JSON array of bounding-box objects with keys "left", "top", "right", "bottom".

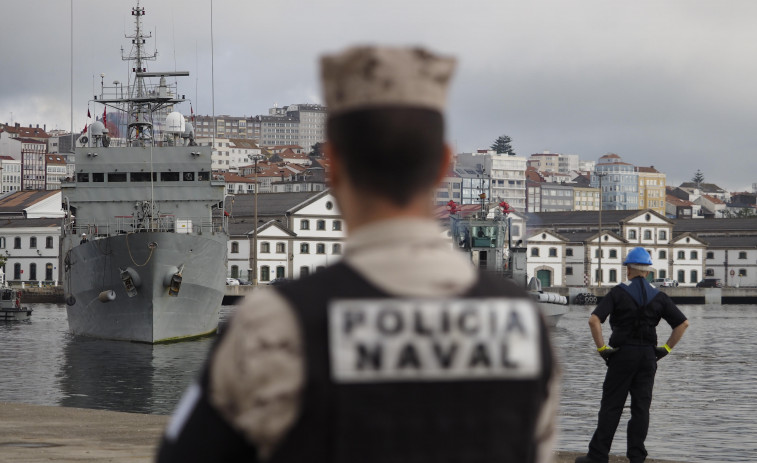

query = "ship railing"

[{"left": 62, "top": 216, "right": 226, "bottom": 238}]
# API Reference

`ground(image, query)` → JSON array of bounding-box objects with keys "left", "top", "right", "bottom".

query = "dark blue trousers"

[{"left": 587, "top": 345, "right": 657, "bottom": 463}]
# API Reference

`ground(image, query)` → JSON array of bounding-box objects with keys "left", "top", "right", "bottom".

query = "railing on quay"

[{"left": 62, "top": 215, "right": 227, "bottom": 238}]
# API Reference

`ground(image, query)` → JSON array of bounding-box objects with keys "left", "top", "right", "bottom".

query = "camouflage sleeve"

[{"left": 209, "top": 289, "right": 305, "bottom": 460}]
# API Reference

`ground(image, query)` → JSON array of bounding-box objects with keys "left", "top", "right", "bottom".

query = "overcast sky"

[{"left": 2, "top": 0, "right": 756, "bottom": 191}]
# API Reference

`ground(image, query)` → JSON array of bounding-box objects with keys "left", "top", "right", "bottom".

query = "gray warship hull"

[{"left": 64, "top": 232, "right": 226, "bottom": 343}]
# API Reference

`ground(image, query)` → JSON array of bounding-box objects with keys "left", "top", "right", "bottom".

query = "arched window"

[
  {"left": 678, "top": 270, "right": 685, "bottom": 283},
  {"left": 629, "top": 230, "right": 637, "bottom": 240},
  {"left": 566, "top": 248, "right": 573, "bottom": 257},
  {"left": 332, "top": 220, "right": 342, "bottom": 231},
  {"left": 739, "top": 269, "right": 747, "bottom": 277},
  {"left": 14, "top": 237, "right": 21, "bottom": 249},
  {"left": 739, "top": 251, "right": 747, "bottom": 259},
  {"left": 29, "top": 237, "right": 37, "bottom": 249},
  {"left": 13, "top": 263, "right": 21, "bottom": 280},
  {"left": 29, "top": 263, "right": 37, "bottom": 280},
  {"left": 300, "top": 266, "right": 310, "bottom": 278},
  {"left": 230, "top": 265, "right": 239, "bottom": 278},
  {"left": 260, "top": 266, "right": 270, "bottom": 281},
  {"left": 705, "top": 268, "right": 714, "bottom": 276},
  {"left": 300, "top": 219, "right": 310, "bottom": 230},
  {"left": 690, "top": 251, "right": 698, "bottom": 260},
  {"left": 316, "top": 243, "right": 326, "bottom": 254},
  {"left": 595, "top": 249, "right": 603, "bottom": 258},
  {"left": 677, "top": 251, "right": 685, "bottom": 259},
  {"left": 659, "top": 230, "right": 667, "bottom": 240},
  {"left": 609, "top": 269, "right": 617, "bottom": 282},
  {"left": 548, "top": 248, "right": 558, "bottom": 257},
  {"left": 276, "top": 242, "right": 286, "bottom": 253},
  {"left": 231, "top": 241, "right": 239, "bottom": 253},
  {"left": 333, "top": 243, "right": 342, "bottom": 255},
  {"left": 659, "top": 269, "right": 667, "bottom": 278},
  {"left": 300, "top": 243, "right": 310, "bottom": 254},
  {"left": 46, "top": 263, "right": 53, "bottom": 281},
  {"left": 706, "top": 251, "right": 714, "bottom": 259},
  {"left": 261, "top": 242, "right": 270, "bottom": 253},
  {"left": 46, "top": 236, "right": 54, "bottom": 249},
  {"left": 609, "top": 249, "right": 617, "bottom": 258},
  {"left": 643, "top": 230, "right": 652, "bottom": 240},
  {"left": 0, "top": 237, "right": 5, "bottom": 249},
  {"left": 659, "top": 250, "right": 667, "bottom": 259},
  {"left": 276, "top": 266, "right": 285, "bottom": 279},
  {"left": 531, "top": 248, "right": 539, "bottom": 257},
  {"left": 316, "top": 220, "right": 326, "bottom": 231},
  {"left": 690, "top": 270, "right": 698, "bottom": 283}
]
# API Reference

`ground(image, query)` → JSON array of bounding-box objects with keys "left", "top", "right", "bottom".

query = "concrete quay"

[{"left": 1, "top": 402, "right": 692, "bottom": 463}]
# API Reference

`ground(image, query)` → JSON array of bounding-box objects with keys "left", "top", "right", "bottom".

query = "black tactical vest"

[{"left": 270, "top": 262, "right": 554, "bottom": 463}]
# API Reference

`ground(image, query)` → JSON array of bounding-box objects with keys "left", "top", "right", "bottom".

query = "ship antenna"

[{"left": 211, "top": 0, "right": 216, "bottom": 150}]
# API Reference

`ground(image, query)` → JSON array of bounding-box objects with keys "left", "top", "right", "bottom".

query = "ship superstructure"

[{"left": 61, "top": 2, "right": 227, "bottom": 342}]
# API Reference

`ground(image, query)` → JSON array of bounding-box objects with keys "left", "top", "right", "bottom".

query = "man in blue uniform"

[
  {"left": 575, "top": 247, "right": 689, "bottom": 463},
  {"left": 157, "top": 45, "right": 559, "bottom": 463}
]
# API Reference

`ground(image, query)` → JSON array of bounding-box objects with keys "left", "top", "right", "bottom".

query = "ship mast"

[{"left": 122, "top": 1, "right": 157, "bottom": 145}]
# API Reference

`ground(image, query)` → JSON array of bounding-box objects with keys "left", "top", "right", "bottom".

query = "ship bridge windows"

[
  {"left": 107, "top": 173, "right": 126, "bottom": 182},
  {"left": 76, "top": 173, "right": 90, "bottom": 182},
  {"left": 183, "top": 172, "right": 195, "bottom": 181},
  {"left": 198, "top": 172, "right": 210, "bottom": 181},
  {"left": 93, "top": 173, "right": 104, "bottom": 182},
  {"left": 160, "top": 172, "right": 180, "bottom": 182},
  {"left": 131, "top": 172, "right": 156, "bottom": 182}
]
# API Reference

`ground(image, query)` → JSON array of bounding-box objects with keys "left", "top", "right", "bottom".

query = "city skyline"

[{"left": 2, "top": 0, "right": 756, "bottom": 191}]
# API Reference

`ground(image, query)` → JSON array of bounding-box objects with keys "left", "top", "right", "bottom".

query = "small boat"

[{"left": 0, "top": 287, "right": 32, "bottom": 321}]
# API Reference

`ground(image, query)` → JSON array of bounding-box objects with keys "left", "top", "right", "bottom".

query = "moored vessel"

[{"left": 61, "top": 2, "right": 227, "bottom": 343}]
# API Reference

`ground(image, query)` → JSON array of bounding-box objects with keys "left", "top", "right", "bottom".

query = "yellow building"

[
  {"left": 573, "top": 186, "right": 601, "bottom": 211},
  {"left": 637, "top": 166, "right": 666, "bottom": 215}
]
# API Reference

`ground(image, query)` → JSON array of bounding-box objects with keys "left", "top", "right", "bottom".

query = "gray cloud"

[{"left": 1, "top": 0, "right": 755, "bottom": 191}]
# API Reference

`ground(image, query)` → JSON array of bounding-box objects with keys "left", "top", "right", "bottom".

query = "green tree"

[
  {"left": 692, "top": 169, "right": 705, "bottom": 188},
  {"left": 490, "top": 135, "right": 515, "bottom": 155},
  {"left": 310, "top": 142, "right": 324, "bottom": 158}
]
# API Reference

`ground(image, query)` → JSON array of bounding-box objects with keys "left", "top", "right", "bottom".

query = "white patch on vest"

[
  {"left": 165, "top": 382, "right": 201, "bottom": 441},
  {"left": 329, "top": 299, "right": 541, "bottom": 382}
]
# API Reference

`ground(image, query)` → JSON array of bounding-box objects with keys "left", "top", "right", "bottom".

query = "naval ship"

[
  {"left": 61, "top": 3, "right": 227, "bottom": 343},
  {"left": 448, "top": 202, "right": 569, "bottom": 326}
]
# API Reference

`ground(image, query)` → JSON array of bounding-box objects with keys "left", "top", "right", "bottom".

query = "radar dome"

[
  {"left": 182, "top": 121, "right": 195, "bottom": 138},
  {"left": 165, "top": 111, "right": 186, "bottom": 134},
  {"left": 90, "top": 121, "right": 105, "bottom": 136}
]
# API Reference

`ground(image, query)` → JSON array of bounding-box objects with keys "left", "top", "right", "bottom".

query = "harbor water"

[{"left": 1, "top": 303, "right": 756, "bottom": 462}]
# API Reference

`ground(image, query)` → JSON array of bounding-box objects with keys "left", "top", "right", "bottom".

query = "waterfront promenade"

[{"left": 0, "top": 402, "right": 692, "bottom": 463}]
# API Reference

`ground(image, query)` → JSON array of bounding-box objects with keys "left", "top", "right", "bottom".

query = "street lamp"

[
  {"left": 596, "top": 171, "right": 607, "bottom": 287},
  {"left": 251, "top": 154, "right": 263, "bottom": 285}
]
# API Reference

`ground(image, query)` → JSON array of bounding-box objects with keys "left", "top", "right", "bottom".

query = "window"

[
  {"left": 595, "top": 269, "right": 603, "bottom": 283},
  {"left": 276, "top": 242, "right": 286, "bottom": 253},
  {"left": 677, "top": 251, "right": 685, "bottom": 260},
  {"left": 566, "top": 266, "right": 573, "bottom": 276},
  {"left": 595, "top": 249, "right": 604, "bottom": 258},
  {"left": 14, "top": 263, "right": 21, "bottom": 280},
  {"left": 261, "top": 242, "right": 270, "bottom": 253},
  {"left": 108, "top": 172, "right": 127, "bottom": 182},
  {"left": 14, "top": 237, "right": 21, "bottom": 249},
  {"left": 548, "top": 248, "right": 558, "bottom": 257},
  {"left": 301, "top": 243, "right": 310, "bottom": 254},
  {"left": 511, "top": 225, "right": 520, "bottom": 236},
  {"left": 690, "top": 270, "right": 698, "bottom": 283},
  {"left": 705, "top": 268, "right": 714, "bottom": 276},
  {"left": 276, "top": 266, "right": 285, "bottom": 279},
  {"left": 659, "top": 269, "right": 667, "bottom": 278},
  {"left": 316, "top": 220, "right": 326, "bottom": 231},
  {"left": 659, "top": 230, "right": 667, "bottom": 240},
  {"left": 29, "top": 263, "right": 36, "bottom": 280},
  {"left": 261, "top": 266, "right": 270, "bottom": 282},
  {"left": 659, "top": 250, "right": 667, "bottom": 259},
  {"left": 332, "top": 220, "right": 342, "bottom": 231},
  {"left": 678, "top": 270, "right": 685, "bottom": 283},
  {"left": 131, "top": 172, "right": 156, "bottom": 182},
  {"left": 300, "top": 266, "right": 310, "bottom": 278},
  {"left": 0, "top": 237, "right": 4, "bottom": 248},
  {"left": 46, "top": 263, "right": 53, "bottom": 281},
  {"left": 29, "top": 237, "right": 37, "bottom": 249},
  {"left": 46, "top": 237, "right": 53, "bottom": 249},
  {"left": 690, "top": 251, "right": 698, "bottom": 260},
  {"left": 629, "top": 230, "right": 637, "bottom": 239},
  {"left": 609, "top": 269, "right": 617, "bottom": 282},
  {"left": 230, "top": 265, "right": 239, "bottom": 278},
  {"left": 300, "top": 220, "right": 310, "bottom": 230},
  {"left": 644, "top": 230, "right": 652, "bottom": 240},
  {"left": 333, "top": 243, "right": 342, "bottom": 255},
  {"left": 92, "top": 172, "right": 104, "bottom": 182},
  {"left": 531, "top": 248, "right": 539, "bottom": 257},
  {"left": 739, "top": 251, "right": 747, "bottom": 259},
  {"left": 76, "top": 172, "right": 90, "bottom": 182},
  {"left": 231, "top": 241, "right": 239, "bottom": 254},
  {"left": 739, "top": 269, "right": 747, "bottom": 277},
  {"left": 609, "top": 249, "right": 617, "bottom": 258},
  {"left": 706, "top": 251, "right": 714, "bottom": 259},
  {"left": 316, "top": 243, "right": 326, "bottom": 254},
  {"left": 566, "top": 248, "right": 573, "bottom": 257}
]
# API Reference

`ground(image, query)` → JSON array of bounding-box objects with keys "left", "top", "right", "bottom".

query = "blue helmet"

[{"left": 624, "top": 247, "right": 653, "bottom": 266}]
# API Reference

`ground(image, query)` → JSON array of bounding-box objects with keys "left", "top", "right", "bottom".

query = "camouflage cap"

[{"left": 321, "top": 45, "right": 456, "bottom": 116}]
